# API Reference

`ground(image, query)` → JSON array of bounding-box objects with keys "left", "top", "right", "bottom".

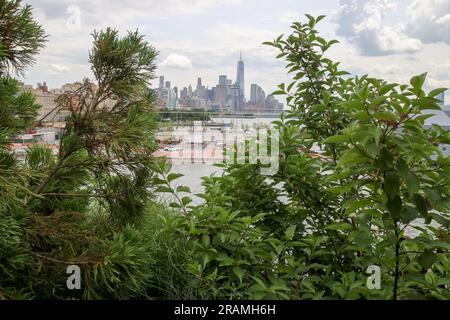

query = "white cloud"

[
  {"left": 280, "top": 11, "right": 304, "bottom": 24},
  {"left": 50, "top": 63, "right": 70, "bottom": 73},
  {"left": 160, "top": 54, "right": 193, "bottom": 69},
  {"left": 334, "top": 0, "right": 422, "bottom": 56},
  {"left": 407, "top": 0, "right": 450, "bottom": 45}
]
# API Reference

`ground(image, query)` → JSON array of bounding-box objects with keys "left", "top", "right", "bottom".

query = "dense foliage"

[
  {"left": 0, "top": 0, "right": 161, "bottom": 299},
  {"left": 0, "top": 1, "right": 448, "bottom": 300},
  {"left": 154, "top": 16, "right": 450, "bottom": 300}
]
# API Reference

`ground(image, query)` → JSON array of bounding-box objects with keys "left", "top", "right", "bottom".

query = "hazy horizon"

[{"left": 21, "top": 0, "right": 450, "bottom": 103}]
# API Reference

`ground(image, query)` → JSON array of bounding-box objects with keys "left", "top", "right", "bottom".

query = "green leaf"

[
  {"left": 233, "top": 266, "right": 245, "bottom": 283},
  {"left": 169, "top": 202, "right": 181, "bottom": 208},
  {"left": 216, "top": 254, "right": 234, "bottom": 267},
  {"left": 410, "top": 73, "right": 427, "bottom": 93},
  {"left": 418, "top": 250, "right": 437, "bottom": 269},
  {"left": 155, "top": 186, "right": 173, "bottom": 193},
  {"left": 285, "top": 225, "right": 296, "bottom": 240},
  {"left": 401, "top": 206, "right": 418, "bottom": 224},
  {"left": 373, "top": 111, "right": 398, "bottom": 121},
  {"left": 384, "top": 172, "right": 400, "bottom": 199},
  {"left": 323, "top": 135, "right": 349, "bottom": 144},
  {"left": 428, "top": 88, "right": 447, "bottom": 98},
  {"left": 426, "top": 240, "right": 450, "bottom": 251},
  {"left": 369, "top": 96, "right": 387, "bottom": 108},
  {"left": 181, "top": 196, "right": 192, "bottom": 206},
  {"left": 337, "top": 149, "right": 368, "bottom": 167},
  {"left": 413, "top": 97, "right": 442, "bottom": 110},
  {"left": 167, "top": 173, "right": 184, "bottom": 182},
  {"left": 325, "top": 222, "right": 354, "bottom": 231},
  {"left": 176, "top": 186, "right": 191, "bottom": 193},
  {"left": 396, "top": 159, "right": 420, "bottom": 195},
  {"left": 379, "top": 83, "right": 398, "bottom": 95},
  {"left": 413, "top": 194, "right": 428, "bottom": 216},
  {"left": 316, "top": 15, "right": 326, "bottom": 23},
  {"left": 386, "top": 195, "right": 402, "bottom": 219}
]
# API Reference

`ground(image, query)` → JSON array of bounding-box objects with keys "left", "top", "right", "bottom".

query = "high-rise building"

[
  {"left": 236, "top": 51, "right": 245, "bottom": 100},
  {"left": 214, "top": 85, "right": 227, "bottom": 105},
  {"left": 219, "top": 75, "right": 227, "bottom": 86},
  {"left": 196, "top": 77, "right": 206, "bottom": 98},
  {"left": 159, "top": 76, "right": 165, "bottom": 89},
  {"left": 232, "top": 83, "right": 244, "bottom": 112},
  {"left": 250, "top": 84, "right": 266, "bottom": 106},
  {"left": 165, "top": 81, "right": 171, "bottom": 90},
  {"left": 180, "top": 87, "right": 188, "bottom": 99},
  {"left": 265, "top": 94, "right": 283, "bottom": 113}
]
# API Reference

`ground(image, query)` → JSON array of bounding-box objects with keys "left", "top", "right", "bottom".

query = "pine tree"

[{"left": 0, "top": 0, "right": 160, "bottom": 299}]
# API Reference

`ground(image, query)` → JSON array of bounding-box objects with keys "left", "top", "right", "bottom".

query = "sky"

[{"left": 22, "top": 0, "right": 450, "bottom": 103}]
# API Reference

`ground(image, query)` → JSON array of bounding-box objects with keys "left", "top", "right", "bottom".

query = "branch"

[{"left": 30, "top": 252, "right": 102, "bottom": 266}]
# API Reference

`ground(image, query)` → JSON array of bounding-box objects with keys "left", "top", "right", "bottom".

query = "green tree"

[
  {"left": 156, "top": 15, "right": 450, "bottom": 300},
  {"left": 0, "top": 0, "right": 162, "bottom": 299}
]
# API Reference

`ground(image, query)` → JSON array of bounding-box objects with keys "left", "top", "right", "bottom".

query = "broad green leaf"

[
  {"left": 396, "top": 159, "right": 420, "bottom": 195},
  {"left": 386, "top": 195, "right": 402, "bottom": 219},
  {"left": 325, "top": 222, "right": 354, "bottom": 231},
  {"left": 413, "top": 194, "right": 428, "bottom": 216},
  {"left": 323, "top": 135, "right": 349, "bottom": 144},
  {"left": 176, "top": 186, "right": 191, "bottom": 193},
  {"left": 167, "top": 173, "right": 183, "bottom": 182},
  {"left": 428, "top": 88, "right": 447, "bottom": 98},
  {"left": 384, "top": 172, "right": 400, "bottom": 199},
  {"left": 418, "top": 250, "right": 437, "bottom": 269},
  {"left": 410, "top": 73, "right": 427, "bottom": 93},
  {"left": 373, "top": 111, "right": 398, "bottom": 122},
  {"left": 401, "top": 206, "right": 418, "bottom": 224},
  {"left": 181, "top": 196, "right": 192, "bottom": 206}
]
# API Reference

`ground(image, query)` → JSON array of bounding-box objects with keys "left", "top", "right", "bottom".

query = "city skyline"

[
  {"left": 20, "top": 0, "right": 450, "bottom": 105},
  {"left": 154, "top": 54, "right": 283, "bottom": 113}
]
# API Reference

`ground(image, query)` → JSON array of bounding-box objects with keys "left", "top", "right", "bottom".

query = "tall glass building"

[{"left": 236, "top": 51, "right": 245, "bottom": 100}]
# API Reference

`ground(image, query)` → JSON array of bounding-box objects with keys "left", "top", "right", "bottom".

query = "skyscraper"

[
  {"left": 159, "top": 76, "right": 164, "bottom": 89},
  {"left": 219, "top": 75, "right": 227, "bottom": 86},
  {"left": 236, "top": 51, "right": 245, "bottom": 100},
  {"left": 196, "top": 77, "right": 206, "bottom": 98},
  {"left": 250, "top": 84, "right": 265, "bottom": 106}
]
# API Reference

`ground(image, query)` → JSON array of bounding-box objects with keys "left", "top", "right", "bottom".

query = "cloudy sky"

[{"left": 23, "top": 0, "right": 450, "bottom": 103}]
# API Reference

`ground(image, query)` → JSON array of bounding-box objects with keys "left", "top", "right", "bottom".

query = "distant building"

[
  {"left": 219, "top": 75, "right": 227, "bottom": 86},
  {"left": 214, "top": 85, "right": 227, "bottom": 105},
  {"left": 231, "top": 83, "right": 244, "bottom": 112},
  {"left": 250, "top": 84, "right": 266, "bottom": 108},
  {"left": 196, "top": 77, "right": 206, "bottom": 99},
  {"left": 180, "top": 87, "right": 188, "bottom": 99},
  {"left": 236, "top": 51, "right": 245, "bottom": 100},
  {"left": 265, "top": 94, "right": 283, "bottom": 113},
  {"left": 19, "top": 82, "right": 82, "bottom": 123},
  {"left": 155, "top": 76, "right": 177, "bottom": 109}
]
